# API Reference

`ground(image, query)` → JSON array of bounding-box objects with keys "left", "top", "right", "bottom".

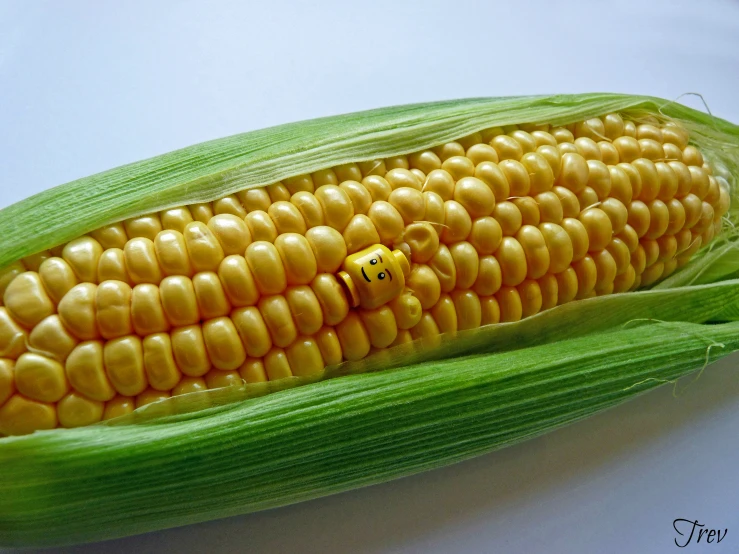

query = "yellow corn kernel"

[
  {"left": 387, "top": 188, "right": 425, "bottom": 226},
  {"left": 451, "top": 289, "right": 482, "bottom": 330},
  {"left": 495, "top": 237, "right": 527, "bottom": 287},
  {"left": 511, "top": 197, "right": 540, "bottom": 228},
  {"left": 57, "top": 392, "right": 104, "bottom": 428},
  {"left": 142, "top": 333, "right": 182, "bottom": 391},
  {"left": 65, "top": 341, "right": 116, "bottom": 401},
  {"left": 0, "top": 307, "right": 27, "bottom": 359},
  {"left": 342, "top": 214, "right": 381, "bottom": 255},
  {"left": 449, "top": 242, "right": 479, "bottom": 289},
  {"left": 62, "top": 236, "right": 103, "bottom": 283},
  {"left": 130, "top": 283, "right": 170, "bottom": 336},
  {"left": 496, "top": 286, "right": 523, "bottom": 322},
  {"left": 362, "top": 175, "right": 392, "bottom": 202},
  {"left": 339, "top": 181, "right": 373, "bottom": 215},
  {"left": 410, "top": 312, "right": 440, "bottom": 340},
  {"left": 260, "top": 347, "right": 292, "bottom": 381},
  {"left": 244, "top": 210, "right": 277, "bottom": 242},
  {"left": 213, "top": 195, "right": 247, "bottom": 218},
  {"left": 285, "top": 286, "right": 323, "bottom": 336},
  {"left": 159, "top": 276, "right": 199, "bottom": 327},
  {"left": 515, "top": 225, "right": 550, "bottom": 280},
  {"left": 431, "top": 294, "right": 457, "bottom": 334},
  {"left": 334, "top": 164, "right": 363, "bottom": 183},
  {"left": 217, "top": 255, "right": 259, "bottom": 308},
  {"left": 516, "top": 280, "right": 542, "bottom": 319},
  {"left": 266, "top": 183, "right": 292, "bottom": 203},
  {"left": 303, "top": 226, "right": 346, "bottom": 274},
  {"left": 423, "top": 169, "right": 456, "bottom": 200},
  {"left": 0, "top": 262, "right": 27, "bottom": 304},
  {"left": 21, "top": 250, "right": 51, "bottom": 273},
  {"left": 291, "top": 191, "right": 325, "bottom": 228},
  {"left": 102, "top": 395, "right": 135, "bottom": 420},
  {"left": 28, "top": 314, "right": 78, "bottom": 362},
  {"left": 258, "top": 295, "right": 297, "bottom": 348},
  {"left": 154, "top": 230, "right": 194, "bottom": 277},
  {"left": 385, "top": 168, "right": 423, "bottom": 191},
  {"left": 593, "top": 250, "right": 618, "bottom": 292},
  {"left": 358, "top": 306, "right": 398, "bottom": 348},
  {"left": 410, "top": 150, "right": 443, "bottom": 173},
  {"left": 4, "top": 271, "right": 55, "bottom": 329},
  {"left": 574, "top": 137, "right": 602, "bottom": 161},
  {"left": 231, "top": 307, "right": 272, "bottom": 358},
  {"left": 238, "top": 189, "right": 271, "bottom": 213},
  {"left": 491, "top": 135, "right": 523, "bottom": 161},
  {"left": 434, "top": 142, "right": 466, "bottom": 162},
  {"left": 315, "top": 185, "right": 354, "bottom": 231},
  {"left": 308, "top": 326, "right": 339, "bottom": 366},
  {"left": 367, "top": 200, "right": 405, "bottom": 243},
  {"left": 171, "top": 325, "right": 211, "bottom": 377},
  {"left": 90, "top": 223, "right": 129, "bottom": 249},
  {"left": 387, "top": 292, "right": 422, "bottom": 330},
  {"left": 245, "top": 241, "right": 287, "bottom": 295},
  {"left": 96, "top": 248, "right": 130, "bottom": 284},
  {"left": 160, "top": 207, "right": 194, "bottom": 233},
  {"left": 0, "top": 359, "right": 15, "bottom": 406},
  {"left": 579, "top": 208, "right": 613, "bottom": 252},
  {"left": 534, "top": 192, "right": 564, "bottom": 224},
  {"left": 124, "top": 214, "right": 163, "bottom": 241},
  {"left": 14, "top": 352, "right": 69, "bottom": 403},
  {"left": 183, "top": 221, "right": 225, "bottom": 272},
  {"left": 335, "top": 312, "right": 370, "bottom": 361},
  {"left": 238, "top": 358, "right": 267, "bottom": 383},
  {"left": 274, "top": 233, "right": 318, "bottom": 286},
  {"left": 204, "top": 369, "right": 242, "bottom": 389},
  {"left": 480, "top": 296, "right": 501, "bottom": 325},
  {"left": 268, "top": 201, "right": 307, "bottom": 235},
  {"left": 492, "top": 201, "right": 522, "bottom": 237},
  {"left": 103, "top": 335, "right": 147, "bottom": 396},
  {"left": 58, "top": 283, "right": 99, "bottom": 340},
  {"left": 468, "top": 216, "right": 502, "bottom": 256},
  {"left": 193, "top": 272, "right": 231, "bottom": 319},
  {"left": 202, "top": 317, "right": 246, "bottom": 371},
  {"left": 606, "top": 238, "right": 631, "bottom": 275},
  {"left": 38, "top": 257, "right": 78, "bottom": 305},
  {"left": 136, "top": 388, "right": 170, "bottom": 408},
  {"left": 0, "top": 395, "right": 57, "bottom": 436},
  {"left": 573, "top": 255, "right": 597, "bottom": 299},
  {"left": 284, "top": 337, "right": 324, "bottom": 376},
  {"left": 407, "top": 264, "right": 441, "bottom": 310},
  {"left": 124, "top": 237, "right": 163, "bottom": 284},
  {"left": 424, "top": 244, "right": 455, "bottom": 293},
  {"left": 441, "top": 200, "right": 472, "bottom": 243},
  {"left": 422, "top": 192, "right": 445, "bottom": 232},
  {"left": 95, "top": 280, "right": 133, "bottom": 340},
  {"left": 172, "top": 376, "right": 208, "bottom": 395},
  {"left": 645, "top": 200, "right": 669, "bottom": 239}
]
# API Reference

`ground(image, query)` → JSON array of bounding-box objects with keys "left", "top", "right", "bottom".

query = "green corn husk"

[{"left": 1, "top": 93, "right": 739, "bottom": 547}]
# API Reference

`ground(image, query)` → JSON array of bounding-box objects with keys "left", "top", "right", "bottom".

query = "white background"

[{"left": 1, "top": 1, "right": 739, "bottom": 552}]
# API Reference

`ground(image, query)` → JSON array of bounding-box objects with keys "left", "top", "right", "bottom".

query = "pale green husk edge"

[{"left": 1, "top": 94, "right": 739, "bottom": 547}]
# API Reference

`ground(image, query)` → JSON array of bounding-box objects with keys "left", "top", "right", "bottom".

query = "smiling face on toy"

[{"left": 338, "top": 244, "right": 410, "bottom": 309}]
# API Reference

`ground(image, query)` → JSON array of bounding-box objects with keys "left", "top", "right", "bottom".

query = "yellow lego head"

[{"left": 338, "top": 244, "right": 410, "bottom": 309}]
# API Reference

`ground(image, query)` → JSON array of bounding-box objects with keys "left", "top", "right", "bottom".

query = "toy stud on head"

[{"left": 337, "top": 244, "right": 410, "bottom": 309}]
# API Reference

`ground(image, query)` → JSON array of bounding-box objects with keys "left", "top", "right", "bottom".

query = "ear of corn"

[{"left": 0, "top": 93, "right": 738, "bottom": 546}]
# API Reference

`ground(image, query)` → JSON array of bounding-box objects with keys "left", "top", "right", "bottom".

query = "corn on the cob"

[{"left": 0, "top": 113, "right": 730, "bottom": 436}]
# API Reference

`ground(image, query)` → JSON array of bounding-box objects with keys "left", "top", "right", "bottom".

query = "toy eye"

[
  {"left": 378, "top": 272, "right": 385, "bottom": 280},
  {"left": 370, "top": 259, "right": 377, "bottom": 265}
]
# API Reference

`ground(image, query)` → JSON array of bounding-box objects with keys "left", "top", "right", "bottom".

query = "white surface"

[{"left": 1, "top": 0, "right": 739, "bottom": 552}]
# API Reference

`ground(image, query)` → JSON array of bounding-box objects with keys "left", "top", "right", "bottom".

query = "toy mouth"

[{"left": 361, "top": 267, "right": 371, "bottom": 282}]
